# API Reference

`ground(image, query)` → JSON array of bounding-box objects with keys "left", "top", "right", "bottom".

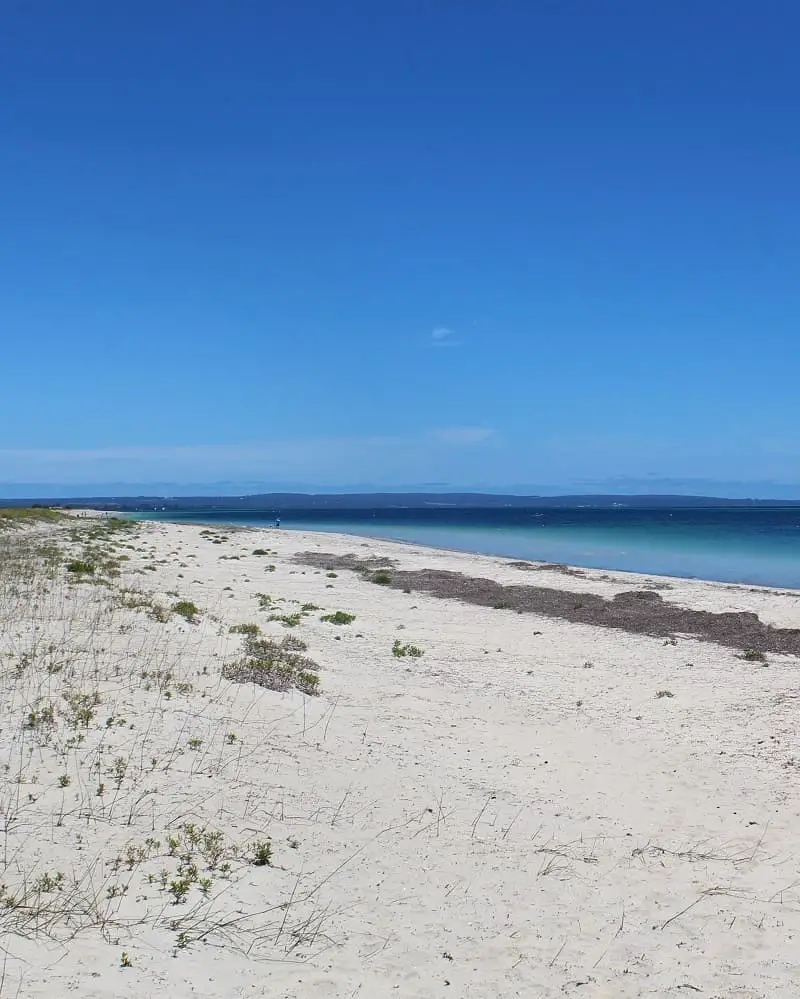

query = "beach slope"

[{"left": 2, "top": 515, "right": 799, "bottom": 997}]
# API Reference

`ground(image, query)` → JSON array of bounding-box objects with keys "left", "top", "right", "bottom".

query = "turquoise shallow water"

[{"left": 138, "top": 506, "right": 800, "bottom": 589}]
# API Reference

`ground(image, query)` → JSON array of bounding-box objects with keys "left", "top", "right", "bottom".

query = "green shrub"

[
  {"left": 222, "top": 635, "right": 320, "bottom": 696},
  {"left": 294, "top": 670, "right": 320, "bottom": 695},
  {"left": 172, "top": 600, "right": 200, "bottom": 623},
  {"left": 372, "top": 570, "right": 392, "bottom": 585},
  {"left": 269, "top": 613, "right": 302, "bottom": 628},
  {"left": 250, "top": 840, "right": 273, "bottom": 866},
  {"left": 392, "top": 639, "right": 424, "bottom": 658},
  {"left": 64, "top": 690, "right": 100, "bottom": 727},
  {"left": 742, "top": 649, "right": 767, "bottom": 663},
  {"left": 66, "top": 559, "right": 95, "bottom": 575},
  {"left": 230, "top": 622, "right": 261, "bottom": 636},
  {"left": 321, "top": 611, "right": 355, "bottom": 625}
]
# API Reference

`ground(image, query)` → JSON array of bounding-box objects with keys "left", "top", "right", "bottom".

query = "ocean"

[{"left": 137, "top": 505, "right": 800, "bottom": 590}]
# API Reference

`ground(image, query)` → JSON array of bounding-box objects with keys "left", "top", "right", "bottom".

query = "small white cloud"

[{"left": 430, "top": 327, "right": 461, "bottom": 347}]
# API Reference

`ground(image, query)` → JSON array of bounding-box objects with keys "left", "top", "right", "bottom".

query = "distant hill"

[{"left": 4, "top": 492, "right": 800, "bottom": 510}]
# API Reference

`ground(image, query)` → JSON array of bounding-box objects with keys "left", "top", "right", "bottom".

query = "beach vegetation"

[
  {"left": 171, "top": 600, "right": 200, "bottom": 622},
  {"left": 269, "top": 612, "right": 302, "bottom": 627},
  {"left": 392, "top": 639, "right": 424, "bottom": 658},
  {"left": 0, "top": 507, "right": 65, "bottom": 529},
  {"left": 64, "top": 690, "right": 101, "bottom": 728},
  {"left": 321, "top": 611, "right": 356, "bottom": 625},
  {"left": 66, "top": 559, "right": 95, "bottom": 575},
  {"left": 249, "top": 840, "right": 273, "bottom": 866},
  {"left": 230, "top": 622, "right": 261, "bottom": 636},
  {"left": 222, "top": 634, "right": 320, "bottom": 695}
]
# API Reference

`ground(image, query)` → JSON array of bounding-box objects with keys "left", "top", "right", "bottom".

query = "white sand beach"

[{"left": 2, "top": 514, "right": 800, "bottom": 998}]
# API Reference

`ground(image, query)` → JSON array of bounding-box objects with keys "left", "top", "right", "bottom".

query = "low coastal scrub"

[
  {"left": 0, "top": 507, "right": 65, "bottom": 529},
  {"left": 269, "top": 612, "right": 302, "bottom": 628},
  {"left": 0, "top": 516, "right": 330, "bottom": 974},
  {"left": 392, "top": 639, "right": 424, "bottom": 659},
  {"left": 171, "top": 600, "right": 200, "bottom": 623},
  {"left": 117, "top": 587, "right": 173, "bottom": 623},
  {"left": 229, "top": 622, "right": 261, "bottom": 636},
  {"left": 223, "top": 634, "right": 321, "bottom": 695},
  {"left": 66, "top": 559, "right": 95, "bottom": 575},
  {"left": 321, "top": 611, "right": 356, "bottom": 625}
]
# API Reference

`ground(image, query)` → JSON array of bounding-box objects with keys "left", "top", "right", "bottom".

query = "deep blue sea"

[{"left": 138, "top": 506, "right": 800, "bottom": 589}]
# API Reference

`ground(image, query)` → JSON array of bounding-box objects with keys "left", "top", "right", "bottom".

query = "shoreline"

[
  {"left": 133, "top": 511, "right": 800, "bottom": 601},
  {"left": 5, "top": 515, "right": 800, "bottom": 996},
  {"left": 131, "top": 511, "right": 800, "bottom": 594}
]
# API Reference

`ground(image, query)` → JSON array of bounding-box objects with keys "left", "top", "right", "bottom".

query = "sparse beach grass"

[{"left": 0, "top": 517, "right": 332, "bottom": 991}]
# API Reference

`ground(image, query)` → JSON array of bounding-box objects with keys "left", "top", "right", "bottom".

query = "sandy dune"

[{"left": 2, "top": 516, "right": 799, "bottom": 997}]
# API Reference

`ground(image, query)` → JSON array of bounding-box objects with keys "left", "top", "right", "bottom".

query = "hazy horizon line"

[{"left": 3, "top": 479, "right": 800, "bottom": 503}]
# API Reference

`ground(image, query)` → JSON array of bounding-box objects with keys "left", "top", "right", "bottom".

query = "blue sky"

[{"left": 1, "top": 1, "right": 799, "bottom": 496}]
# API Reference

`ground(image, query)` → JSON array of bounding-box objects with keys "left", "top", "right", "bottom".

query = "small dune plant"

[
  {"left": 172, "top": 600, "right": 200, "bottom": 623},
  {"left": 320, "top": 611, "right": 355, "bottom": 625},
  {"left": 392, "top": 639, "right": 424, "bottom": 659},
  {"left": 269, "top": 612, "right": 302, "bottom": 628},
  {"left": 223, "top": 634, "right": 320, "bottom": 695},
  {"left": 66, "top": 559, "right": 95, "bottom": 575},
  {"left": 229, "top": 622, "right": 261, "bottom": 636}
]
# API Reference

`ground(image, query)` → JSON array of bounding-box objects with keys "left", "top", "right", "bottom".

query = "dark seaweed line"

[{"left": 295, "top": 552, "right": 800, "bottom": 657}]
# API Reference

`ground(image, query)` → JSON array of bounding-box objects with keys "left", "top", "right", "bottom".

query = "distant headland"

[{"left": 3, "top": 492, "right": 800, "bottom": 511}]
